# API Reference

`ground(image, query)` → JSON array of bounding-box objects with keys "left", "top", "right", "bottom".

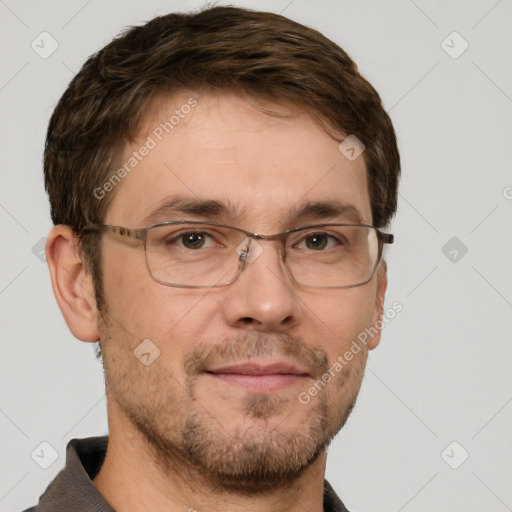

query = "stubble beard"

[
  {"left": 99, "top": 314, "right": 366, "bottom": 495},
  {"left": 124, "top": 382, "right": 360, "bottom": 495}
]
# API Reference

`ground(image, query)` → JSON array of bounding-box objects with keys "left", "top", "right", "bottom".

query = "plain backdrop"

[{"left": 1, "top": 1, "right": 511, "bottom": 511}]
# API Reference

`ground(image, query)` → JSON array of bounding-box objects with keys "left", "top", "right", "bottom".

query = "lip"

[
  {"left": 204, "top": 362, "right": 310, "bottom": 392},
  {"left": 206, "top": 362, "right": 310, "bottom": 376}
]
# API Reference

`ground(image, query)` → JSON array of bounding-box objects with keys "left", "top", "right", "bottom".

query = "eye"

[
  {"left": 173, "top": 231, "right": 215, "bottom": 250},
  {"left": 296, "top": 232, "right": 341, "bottom": 251}
]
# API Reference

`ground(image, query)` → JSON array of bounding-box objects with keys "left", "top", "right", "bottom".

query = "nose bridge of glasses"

[{"left": 235, "top": 232, "right": 284, "bottom": 266}]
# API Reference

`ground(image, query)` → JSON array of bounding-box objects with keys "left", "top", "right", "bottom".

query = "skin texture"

[{"left": 46, "top": 90, "right": 388, "bottom": 512}]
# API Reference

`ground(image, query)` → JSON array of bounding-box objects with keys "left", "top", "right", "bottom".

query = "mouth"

[{"left": 204, "top": 362, "right": 310, "bottom": 392}]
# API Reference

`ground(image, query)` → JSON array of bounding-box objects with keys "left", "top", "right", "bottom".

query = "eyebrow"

[
  {"left": 141, "top": 194, "right": 367, "bottom": 227},
  {"left": 141, "top": 195, "right": 247, "bottom": 224},
  {"left": 286, "top": 199, "right": 366, "bottom": 225}
]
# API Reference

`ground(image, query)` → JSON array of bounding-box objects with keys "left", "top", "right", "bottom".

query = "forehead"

[{"left": 105, "top": 90, "right": 372, "bottom": 229}]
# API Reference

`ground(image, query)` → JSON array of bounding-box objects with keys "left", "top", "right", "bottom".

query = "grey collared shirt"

[{"left": 23, "top": 436, "right": 350, "bottom": 512}]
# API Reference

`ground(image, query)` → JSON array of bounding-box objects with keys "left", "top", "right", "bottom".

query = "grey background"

[{"left": 1, "top": 0, "right": 511, "bottom": 511}]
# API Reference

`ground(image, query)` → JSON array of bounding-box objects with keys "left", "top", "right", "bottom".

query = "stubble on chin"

[{"left": 99, "top": 325, "right": 368, "bottom": 494}]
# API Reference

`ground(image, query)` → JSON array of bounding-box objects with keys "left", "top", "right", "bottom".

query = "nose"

[{"left": 221, "top": 238, "right": 301, "bottom": 331}]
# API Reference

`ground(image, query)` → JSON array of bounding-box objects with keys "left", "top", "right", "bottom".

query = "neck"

[{"left": 93, "top": 400, "right": 328, "bottom": 512}]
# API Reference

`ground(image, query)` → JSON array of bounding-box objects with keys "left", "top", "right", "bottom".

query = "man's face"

[{"left": 96, "top": 90, "right": 387, "bottom": 491}]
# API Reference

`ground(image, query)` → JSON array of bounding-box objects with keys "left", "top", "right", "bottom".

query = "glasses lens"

[
  {"left": 145, "top": 223, "right": 380, "bottom": 288},
  {"left": 286, "top": 226, "right": 379, "bottom": 288},
  {"left": 145, "top": 223, "right": 245, "bottom": 287}
]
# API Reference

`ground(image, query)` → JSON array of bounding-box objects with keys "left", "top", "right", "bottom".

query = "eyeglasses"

[{"left": 81, "top": 221, "right": 394, "bottom": 289}]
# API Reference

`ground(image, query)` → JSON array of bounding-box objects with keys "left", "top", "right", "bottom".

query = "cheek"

[
  {"left": 100, "top": 244, "right": 169, "bottom": 347},
  {"left": 101, "top": 255, "right": 221, "bottom": 362},
  {"left": 308, "top": 285, "right": 378, "bottom": 348},
  {"left": 313, "top": 290, "right": 374, "bottom": 412}
]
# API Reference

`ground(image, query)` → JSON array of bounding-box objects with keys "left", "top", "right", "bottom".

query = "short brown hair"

[{"left": 44, "top": 5, "right": 400, "bottom": 306}]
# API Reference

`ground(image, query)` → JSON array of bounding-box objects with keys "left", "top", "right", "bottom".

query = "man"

[{"left": 26, "top": 5, "right": 400, "bottom": 511}]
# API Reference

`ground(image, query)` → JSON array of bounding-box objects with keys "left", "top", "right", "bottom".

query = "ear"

[
  {"left": 46, "top": 225, "right": 99, "bottom": 342},
  {"left": 367, "top": 260, "right": 388, "bottom": 350}
]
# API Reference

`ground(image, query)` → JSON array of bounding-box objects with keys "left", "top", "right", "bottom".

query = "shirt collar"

[{"left": 28, "top": 436, "right": 350, "bottom": 512}]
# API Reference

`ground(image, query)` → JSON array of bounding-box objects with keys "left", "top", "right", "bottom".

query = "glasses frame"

[{"left": 81, "top": 221, "right": 394, "bottom": 289}]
